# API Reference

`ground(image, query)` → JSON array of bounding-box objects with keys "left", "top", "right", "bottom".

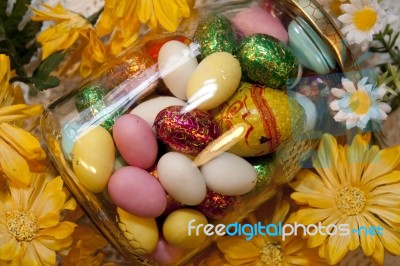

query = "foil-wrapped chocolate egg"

[
  {"left": 237, "top": 34, "right": 299, "bottom": 88},
  {"left": 213, "top": 82, "right": 305, "bottom": 157},
  {"left": 154, "top": 106, "right": 221, "bottom": 155},
  {"left": 196, "top": 191, "right": 240, "bottom": 220},
  {"left": 194, "top": 13, "right": 237, "bottom": 59}
]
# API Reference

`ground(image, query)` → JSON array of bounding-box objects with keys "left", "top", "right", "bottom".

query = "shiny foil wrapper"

[
  {"left": 237, "top": 34, "right": 298, "bottom": 88},
  {"left": 154, "top": 106, "right": 221, "bottom": 156},
  {"left": 214, "top": 82, "right": 305, "bottom": 157},
  {"left": 247, "top": 155, "right": 275, "bottom": 193},
  {"left": 196, "top": 191, "right": 240, "bottom": 220},
  {"left": 194, "top": 13, "right": 237, "bottom": 59},
  {"left": 76, "top": 84, "right": 122, "bottom": 132},
  {"left": 75, "top": 85, "right": 109, "bottom": 112},
  {"left": 99, "top": 51, "right": 156, "bottom": 90}
]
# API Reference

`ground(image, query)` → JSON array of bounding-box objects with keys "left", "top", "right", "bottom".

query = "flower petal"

[
  {"left": 0, "top": 122, "right": 46, "bottom": 161},
  {"left": 0, "top": 237, "right": 20, "bottom": 260},
  {"left": 362, "top": 146, "right": 400, "bottom": 183},
  {"left": 355, "top": 215, "right": 375, "bottom": 256},
  {"left": 38, "top": 221, "right": 77, "bottom": 239},
  {"left": 0, "top": 137, "right": 31, "bottom": 186},
  {"left": 217, "top": 236, "right": 259, "bottom": 262}
]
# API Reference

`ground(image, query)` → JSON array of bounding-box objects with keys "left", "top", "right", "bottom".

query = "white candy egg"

[
  {"left": 200, "top": 152, "right": 257, "bottom": 195},
  {"left": 294, "top": 92, "right": 317, "bottom": 131},
  {"left": 130, "top": 96, "right": 186, "bottom": 132},
  {"left": 158, "top": 41, "right": 198, "bottom": 100},
  {"left": 157, "top": 152, "right": 206, "bottom": 205}
]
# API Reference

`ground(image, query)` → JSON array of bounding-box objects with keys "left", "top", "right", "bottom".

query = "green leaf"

[
  {"left": 4, "top": 0, "right": 31, "bottom": 35},
  {"left": 33, "top": 51, "right": 65, "bottom": 77},
  {"left": 28, "top": 51, "right": 65, "bottom": 91},
  {"left": 0, "top": 0, "right": 6, "bottom": 21},
  {"left": 30, "top": 75, "right": 60, "bottom": 91},
  {"left": 2, "top": 0, "right": 43, "bottom": 65}
]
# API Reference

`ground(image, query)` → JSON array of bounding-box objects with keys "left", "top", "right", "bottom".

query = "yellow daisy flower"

[
  {"left": 0, "top": 54, "right": 45, "bottom": 186},
  {"left": 290, "top": 133, "right": 400, "bottom": 265},
  {"left": 0, "top": 174, "right": 77, "bottom": 265},
  {"left": 31, "top": 4, "right": 106, "bottom": 77},
  {"left": 96, "top": 0, "right": 194, "bottom": 55},
  {"left": 215, "top": 196, "right": 328, "bottom": 266},
  {"left": 61, "top": 225, "right": 113, "bottom": 266}
]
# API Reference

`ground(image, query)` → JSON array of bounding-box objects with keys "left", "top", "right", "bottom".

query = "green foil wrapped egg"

[
  {"left": 247, "top": 155, "right": 275, "bottom": 193},
  {"left": 194, "top": 13, "right": 236, "bottom": 58},
  {"left": 75, "top": 85, "right": 108, "bottom": 112},
  {"left": 76, "top": 84, "right": 122, "bottom": 132},
  {"left": 213, "top": 82, "right": 305, "bottom": 157},
  {"left": 237, "top": 34, "right": 299, "bottom": 88}
]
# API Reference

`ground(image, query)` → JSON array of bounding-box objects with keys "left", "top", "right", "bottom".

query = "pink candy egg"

[
  {"left": 232, "top": 7, "right": 288, "bottom": 43},
  {"left": 108, "top": 166, "right": 167, "bottom": 217},
  {"left": 151, "top": 237, "right": 185, "bottom": 265},
  {"left": 113, "top": 114, "right": 158, "bottom": 169}
]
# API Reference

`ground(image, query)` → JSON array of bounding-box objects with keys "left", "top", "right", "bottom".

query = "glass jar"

[{"left": 40, "top": 0, "right": 358, "bottom": 265}]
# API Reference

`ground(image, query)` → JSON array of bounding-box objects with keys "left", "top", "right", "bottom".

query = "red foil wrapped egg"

[
  {"left": 196, "top": 191, "right": 240, "bottom": 219},
  {"left": 154, "top": 106, "right": 221, "bottom": 156}
]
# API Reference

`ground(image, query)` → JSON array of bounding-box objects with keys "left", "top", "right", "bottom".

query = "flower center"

[
  {"left": 349, "top": 91, "right": 371, "bottom": 115},
  {"left": 335, "top": 187, "right": 366, "bottom": 215},
  {"left": 330, "top": 0, "right": 349, "bottom": 17},
  {"left": 6, "top": 210, "right": 38, "bottom": 242},
  {"left": 353, "top": 7, "right": 378, "bottom": 32},
  {"left": 259, "top": 242, "right": 283, "bottom": 266}
]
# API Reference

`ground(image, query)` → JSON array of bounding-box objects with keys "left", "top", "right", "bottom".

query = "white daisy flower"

[
  {"left": 338, "top": 0, "right": 397, "bottom": 50},
  {"left": 329, "top": 77, "right": 391, "bottom": 129}
]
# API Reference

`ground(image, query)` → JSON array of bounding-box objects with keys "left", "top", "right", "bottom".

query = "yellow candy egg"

[
  {"left": 72, "top": 126, "right": 115, "bottom": 193},
  {"left": 214, "top": 82, "right": 305, "bottom": 157},
  {"left": 186, "top": 52, "right": 241, "bottom": 110},
  {"left": 117, "top": 208, "right": 159, "bottom": 254},
  {"left": 163, "top": 209, "right": 208, "bottom": 249}
]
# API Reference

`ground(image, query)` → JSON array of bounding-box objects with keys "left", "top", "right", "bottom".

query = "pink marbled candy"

[{"left": 232, "top": 6, "right": 288, "bottom": 43}]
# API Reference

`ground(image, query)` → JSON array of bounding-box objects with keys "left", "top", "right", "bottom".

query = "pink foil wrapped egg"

[{"left": 154, "top": 106, "right": 221, "bottom": 155}]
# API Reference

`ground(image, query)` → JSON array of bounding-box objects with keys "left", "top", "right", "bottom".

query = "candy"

[
  {"left": 130, "top": 96, "right": 186, "bottom": 133},
  {"left": 214, "top": 82, "right": 305, "bottom": 157},
  {"left": 117, "top": 208, "right": 159, "bottom": 254},
  {"left": 151, "top": 237, "right": 185, "bottom": 265},
  {"left": 288, "top": 17, "right": 336, "bottom": 74},
  {"left": 293, "top": 92, "right": 317, "bottom": 130},
  {"left": 163, "top": 209, "right": 207, "bottom": 249},
  {"left": 247, "top": 155, "right": 275, "bottom": 193},
  {"left": 75, "top": 84, "right": 121, "bottom": 132},
  {"left": 72, "top": 126, "right": 115, "bottom": 193},
  {"left": 154, "top": 106, "right": 221, "bottom": 156},
  {"left": 200, "top": 152, "right": 257, "bottom": 196},
  {"left": 98, "top": 51, "right": 156, "bottom": 89},
  {"left": 108, "top": 166, "right": 167, "bottom": 217},
  {"left": 75, "top": 84, "right": 108, "bottom": 111},
  {"left": 196, "top": 191, "right": 240, "bottom": 219},
  {"left": 186, "top": 52, "right": 242, "bottom": 110},
  {"left": 232, "top": 7, "right": 288, "bottom": 43},
  {"left": 113, "top": 114, "right": 158, "bottom": 169},
  {"left": 145, "top": 35, "right": 191, "bottom": 61},
  {"left": 157, "top": 152, "right": 207, "bottom": 205},
  {"left": 194, "top": 13, "right": 236, "bottom": 58},
  {"left": 158, "top": 40, "right": 198, "bottom": 100},
  {"left": 237, "top": 34, "right": 299, "bottom": 88}
]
